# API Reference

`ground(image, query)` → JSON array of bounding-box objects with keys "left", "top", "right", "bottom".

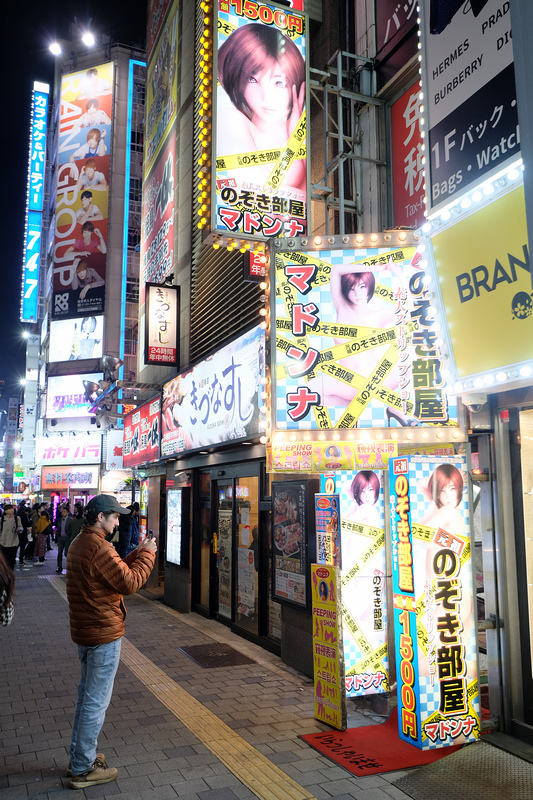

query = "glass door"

[
  {"left": 234, "top": 475, "right": 259, "bottom": 636},
  {"left": 216, "top": 481, "right": 233, "bottom": 621}
]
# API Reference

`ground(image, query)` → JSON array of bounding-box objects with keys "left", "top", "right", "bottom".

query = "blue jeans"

[{"left": 70, "top": 639, "right": 121, "bottom": 775}]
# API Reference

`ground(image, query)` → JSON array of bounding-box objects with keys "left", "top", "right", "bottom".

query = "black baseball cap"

[{"left": 86, "top": 495, "right": 131, "bottom": 515}]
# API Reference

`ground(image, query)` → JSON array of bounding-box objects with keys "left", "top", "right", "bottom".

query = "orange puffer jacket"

[{"left": 66, "top": 524, "right": 155, "bottom": 646}]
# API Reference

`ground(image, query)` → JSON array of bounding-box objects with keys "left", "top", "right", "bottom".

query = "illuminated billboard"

[
  {"left": 52, "top": 62, "right": 113, "bottom": 319},
  {"left": 123, "top": 397, "right": 160, "bottom": 468},
  {"left": 36, "top": 433, "right": 102, "bottom": 466},
  {"left": 145, "top": 283, "right": 179, "bottom": 366},
  {"left": 145, "top": 0, "right": 178, "bottom": 175},
  {"left": 390, "top": 82, "right": 425, "bottom": 229},
  {"left": 389, "top": 454, "right": 480, "bottom": 750},
  {"left": 272, "top": 237, "right": 459, "bottom": 433},
  {"left": 21, "top": 82, "right": 50, "bottom": 323},
  {"left": 214, "top": 1, "right": 307, "bottom": 239},
  {"left": 161, "top": 325, "right": 265, "bottom": 457},
  {"left": 41, "top": 465, "right": 100, "bottom": 491},
  {"left": 419, "top": 0, "right": 517, "bottom": 215},
  {"left": 49, "top": 316, "right": 104, "bottom": 362},
  {"left": 46, "top": 373, "right": 102, "bottom": 419}
]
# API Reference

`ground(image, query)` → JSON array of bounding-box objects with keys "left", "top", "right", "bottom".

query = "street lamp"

[
  {"left": 49, "top": 42, "right": 62, "bottom": 56},
  {"left": 82, "top": 32, "right": 95, "bottom": 46}
]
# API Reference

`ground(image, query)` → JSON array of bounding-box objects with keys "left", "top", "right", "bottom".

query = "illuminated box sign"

[
  {"left": 106, "top": 429, "right": 124, "bottom": 470},
  {"left": 21, "top": 210, "right": 43, "bottom": 323},
  {"left": 272, "top": 242, "right": 459, "bottom": 430},
  {"left": 45, "top": 373, "right": 102, "bottom": 419},
  {"left": 36, "top": 433, "right": 102, "bottom": 466},
  {"left": 311, "top": 564, "right": 346, "bottom": 731},
  {"left": 315, "top": 494, "right": 341, "bottom": 568},
  {"left": 49, "top": 316, "right": 104, "bottom": 362},
  {"left": 145, "top": 283, "right": 179, "bottom": 366},
  {"left": 28, "top": 84, "right": 50, "bottom": 212},
  {"left": 123, "top": 397, "right": 160, "bottom": 468},
  {"left": 141, "top": 134, "right": 175, "bottom": 292},
  {"left": 41, "top": 465, "right": 99, "bottom": 491},
  {"left": 391, "top": 82, "right": 425, "bottom": 229},
  {"left": 270, "top": 440, "right": 397, "bottom": 472},
  {"left": 243, "top": 251, "right": 268, "bottom": 283},
  {"left": 214, "top": 1, "right": 308, "bottom": 239},
  {"left": 389, "top": 454, "right": 480, "bottom": 750},
  {"left": 52, "top": 62, "right": 113, "bottom": 320},
  {"left": 161, "top": 325, "right": 265, "bottom": 457},
  {"left": 419, "top": 0, "right": 517, "bottom": 215},
  {"left": 431, "top": 186, "right": 532, "bottom": 380}
]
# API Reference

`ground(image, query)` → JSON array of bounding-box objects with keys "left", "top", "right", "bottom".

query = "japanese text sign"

[
  {"left": 311, "top": 564, "right": 346, "bottom": 730},
  {"left": 315, "top": 494, "right": 341, "bottom": 568},
  {"left": 391, "top": 83, "right": 425, "bottom": 229},
  {"left": 161, "top": 325, "right": 265, "bottom": 456},
  {"left": 419, "top": 0, "right": 517, "bottom": 214},
  {"left": 28, "top": 83, "right": 50, "bottom": 212},
  {"left": 123, "top": 397, "right": 160, "bottom": 468},
  {"left": 36, "top": 433, "right": 102, "bottom": 466},
  {"left": 271, "top": 440, "right": 398, "bottom": 472},
  {"left": 141, "top": 134, "right": 175, "bottom": 293},
  {"left": 41, "top": 465, "right": 99, "bottom": 490},
  {"left": 389, "top": 455, "right": 480, "bottom": 750},
  {"left": 273, "top": 244, "right": 459, "bottom": 430},
  {"left": 46, "top": 373, "right": 102, "bottom": 419},
  {"left": 323, "top": 471, "right": 389, "bottom": 698},
  {"left": 145, "top": 283, "right": 179, "bottom": 366},
  {"left": 106, "top": 429, "right": 124, "bottom": 470},
  {"left": 214, "top": 1, "right": 308, "bottom": 239}
]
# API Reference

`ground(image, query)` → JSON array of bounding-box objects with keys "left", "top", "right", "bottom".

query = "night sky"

[{"left": 4, "top": 0, "right": 147, "bottom": 406}]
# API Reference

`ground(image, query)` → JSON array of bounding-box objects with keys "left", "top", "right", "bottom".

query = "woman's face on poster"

[
  {"left": 244, "top": 65, "right": 290, "bottom": 124},
  {"left": 359, "top": 483, "right": 377, "bottom": 506},
  {"left": 439, "top": 481, "right": 459, "bottom": 508}
]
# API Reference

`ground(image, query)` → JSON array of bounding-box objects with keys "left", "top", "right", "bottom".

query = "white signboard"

[
  {"left": 49, "top": 316, "right": 104, "bottom": 362},
  {"left": 106, "top": 428, "right": 124, "bottom": 470},
  {"left": 36, "top": 433, "right": 102, "bottom": 466}
]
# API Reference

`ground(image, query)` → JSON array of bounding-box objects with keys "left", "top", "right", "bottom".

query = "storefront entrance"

[{"left": 193, "top": 461, "right": 281, "bottom": 650}]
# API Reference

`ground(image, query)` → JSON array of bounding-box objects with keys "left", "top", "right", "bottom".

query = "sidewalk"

[{"left": 0, "top": 552, "right": 528, "bottom": 799}]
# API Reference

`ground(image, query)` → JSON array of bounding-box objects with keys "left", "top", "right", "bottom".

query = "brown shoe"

[
  {"left": 69, "top": 756, "right": 118, "bottom": 789},
  {"left": 67, "top": 753, "right": 105, "bottom": 777}
]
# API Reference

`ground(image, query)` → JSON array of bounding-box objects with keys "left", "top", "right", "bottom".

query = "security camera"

[{"left": 462, "top": 392, "right": 487, "bottom": 413}]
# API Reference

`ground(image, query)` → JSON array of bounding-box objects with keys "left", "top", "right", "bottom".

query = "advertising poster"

[
  {"left": 49, "top": 316, "right": 104, "bottom": 362},
  {"left": 52, "top": 62, "right": 113, "bottom": 319},
  {"left": 273, "top": 245, "right": 459, "bottom": 430},
  {"left": 41, "top": 465, "right": 99, "bottom": 491},
  {"left": 141, "top": 132, "right": 175, "bottom": 292},
  {"left": 431, "top": 186, "right": 531, "bottom": 380},
  {"left": 36, "top": 433, "right": 102, "bottom": 466},
  {"left": 272, "top": 481, "right": 308, "bottom": 608},
  {"left": 215, "top": 1, "right": 307, "bottom": 238},
  {"left": 315, "top": 494, "right": 341, "bottom": 568},
  {"left": 145, "top": 0, "right": 178, "bottom": 175},
  {"left": 46, "top": 373, "right": 102, "bottom": 419},
  {"left": 161, "top": 325, "right": 265, "bottom": 457},
  {"left": 311, "top": 564, "right": 346, "bottom": 731},
  {"left": 145, "top": 283, "right": 179, "bottom": 366},
  {"left": 389, "top": 454, "right": 480, "bottom": 750},
  {"left": 271, "top": 440, "right": 398, "bottom": 472},
  {"left": 217, "top": 509, "right": 233, "bottom": 618},
  {"left": 420, "top": 0, "right": 516, "bottom": 214},
  {"left": 166, "top": 488, "right": 183, "bottom": 565},
  {"left": 123, "top": 397, "right": 160, "bottom": 468},
  {"left": 105, "top": 429, "right": 124, "bottom": 471},
  {"left": 391, "top": 82, "right": 425, "bottom": 229},
  {"left": 325, "top": 471, "right": 389, "bottom": 697}
]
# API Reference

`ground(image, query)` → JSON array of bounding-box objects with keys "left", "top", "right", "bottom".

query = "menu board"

[
  {"left": 272, "top": 480, "right": 315, "bottom": 610},
  {"left": 167, "top": 488, "right": 185, "bottom": 566}
]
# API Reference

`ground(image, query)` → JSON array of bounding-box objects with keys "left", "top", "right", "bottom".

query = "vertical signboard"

[
  {"left": 21, "top": 82, "right": 50, "bottom": 322},
  {"left": 123, "top": 397, "right": 160, "bottom": 467},
  {"left": 311, "top": 564, "right": 346, "bottom": 730},
  {"left": 419, "top": 0, "right": 517, "bottom": 215},
  {"left": 391, "top": 83, "right": 425, "bottom": 229},
  {"left": 315, "top": 494, "right": 341, "bottom": 568},
  {"left": 214, "top": 1, "right": 308, "bottom": 238},
  {"left": 52, "top": 62, "right": 113, "bottom": 319},
  {"left": 5, "top": 398, "right": 18, "bottom": 494},
  {"left": 389, "top": 454, "right": 480, "bottom": 750},
  {"left": 272, "top": 480, "right": 310, "bottom": 609},
  {"left": 145, "top": 283, "right": 180, "bottom": 366},
  {"left": 273, "top": 242, "right": 459, "bottom": 430}
]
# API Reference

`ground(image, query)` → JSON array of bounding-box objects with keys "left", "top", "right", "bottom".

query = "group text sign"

[
  {"left": 419, "top": 0, "right": 517, "bottom": 214},
  {"left": 273, "top": 244, "right": 459, "bottom": 430},
  {"left": 123, "top": 397, "right": 161, "bottom": 468},
  {"left": 214, "top": 0, "right": 308, "bottom": 239},
  {"left": 161, "top": 325, "right": 265, "bottom": 456},
  {"left": 52, "top": 62, "right": 113, "bottom": 319},
  {"left": 389, "top": 454, "right": 480, "bottom": 750}
]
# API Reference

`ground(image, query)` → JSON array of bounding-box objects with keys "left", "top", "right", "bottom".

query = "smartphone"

[{"left": 148, "top": 530, "right": 154, "bottom": 540}]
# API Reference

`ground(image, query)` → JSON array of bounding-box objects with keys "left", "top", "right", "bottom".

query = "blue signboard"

[
  {"left": 28, "top": 86, "right": 49, "bottom": 212},
  {"left": 21, "top": 210, "right": 43, "bottom": 322}
]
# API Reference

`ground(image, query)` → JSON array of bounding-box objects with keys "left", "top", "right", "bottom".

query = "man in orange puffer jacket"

[{"left": 65, "top": 494, "right": 157, "bottom": 790}]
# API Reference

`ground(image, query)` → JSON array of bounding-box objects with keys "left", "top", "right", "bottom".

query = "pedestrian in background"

[
  {"left": 34, "top": 511, "right": 52, "bottom": 563},
  {"left": 56, "top": 507, "right": 73, "bottom": 573},
  {"left": 0, "top": 548, "right": 15, "bottom": 626},
  {"left": 0, "top": 505, "right": 23, "bottom": 570},
  {"left": 17, "top": 501, "right": 30, "bottom": 567}
]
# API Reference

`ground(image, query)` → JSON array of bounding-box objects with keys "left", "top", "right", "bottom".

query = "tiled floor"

[{"left": 0, "top": 554, "right": 514, "bottom": 799}]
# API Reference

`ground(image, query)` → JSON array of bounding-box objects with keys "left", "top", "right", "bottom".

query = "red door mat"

[{"left": 300, "top": 707, "right": 461, "bottom": 777}]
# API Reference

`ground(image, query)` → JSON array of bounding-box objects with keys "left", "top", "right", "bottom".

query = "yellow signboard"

[
  {"left": 270, "top": 440, "right": 398, "bottom": 472},
  {"left": 311, "top": 564, "right": 346, "bottom": 730},
  {"left": 431, "top": 186, "right": 531, "bottom": 378}
]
